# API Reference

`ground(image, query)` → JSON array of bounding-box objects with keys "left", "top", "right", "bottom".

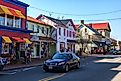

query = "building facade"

[
  {"left": 37, "top": 15, "right": 76, "bottom": 53},
  {"left": 75, "top": 21, "right": 103, "bottom": 54},
  {"left": 0, "top": 0, "right": 32, "bottom": 63},
  {"left": 27, "top": 16, "right": 56, "bottom": 58}
]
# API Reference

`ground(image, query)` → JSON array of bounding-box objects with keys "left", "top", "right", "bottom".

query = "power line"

[
  {"left": 29, "top": 6, "right": 121, "bottom": 16},
  {"left": 73, "top": 17, "right": 121, "bottom": 22}
]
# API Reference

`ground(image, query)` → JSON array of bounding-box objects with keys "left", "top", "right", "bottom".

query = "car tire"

[
  {"left": 0, "top": 65, "right": 4, "bottom": 71},
  {"left": 76, "top": 62, "right": 80, "bottom": 69},
  {"left": 64, "top": 65, "right": 69, "bottom": 72}
]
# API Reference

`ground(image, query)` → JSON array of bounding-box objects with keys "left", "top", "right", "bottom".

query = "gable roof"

[
  {"left": 60, "top": 19, "right": 76, "bottom": 30},
  {"left": 27, "top": 16, "right": 50, "bottom": 26},
  {"left": 86, "top": 22, "right": 111, "bottom": 32},
  {"left": 37, "top": 14, "right": 67, "bottom": 28},
  {"left": 80, "top": 24, "right": 101, "bottom": 35}
]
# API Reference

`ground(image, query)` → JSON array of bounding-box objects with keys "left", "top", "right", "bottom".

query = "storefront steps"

[{"left": 3, "top": 58, "right": 46, "bottom": 71}]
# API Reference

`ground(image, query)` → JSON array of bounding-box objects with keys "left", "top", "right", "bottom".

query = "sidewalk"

[{"left": 3, "top": 58, "right": 46, "bottom": 71}]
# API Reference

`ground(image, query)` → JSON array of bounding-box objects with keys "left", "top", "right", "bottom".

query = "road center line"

[{"left": 111, "top": 72, "right": 121, "bottom": 81}]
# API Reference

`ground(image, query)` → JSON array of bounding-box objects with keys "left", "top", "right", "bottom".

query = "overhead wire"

[{"left": 29, "top": 6, "right": 121, "bottom": 16}]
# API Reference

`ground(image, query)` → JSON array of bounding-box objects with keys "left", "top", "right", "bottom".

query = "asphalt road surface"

[{"left": 0, "top": 56, "right": 120, "bottom": 81}]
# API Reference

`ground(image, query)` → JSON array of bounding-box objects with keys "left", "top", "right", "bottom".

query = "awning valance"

[
  {"left": 23, "top": 38, "right": 32, "bottom": 44},
  {"left": 0, "top": 5, "right": 25, "bottom": 19},
  {"left": 12, "top": 37, "right": 25, "bottom": 43},
  {"left": 2, "top": 36, "right": 12, "bottom": 43}
]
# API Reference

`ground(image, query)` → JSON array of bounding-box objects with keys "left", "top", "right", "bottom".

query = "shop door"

[{"left": 36, "top": 44, "right": 40, "bottom": 56}]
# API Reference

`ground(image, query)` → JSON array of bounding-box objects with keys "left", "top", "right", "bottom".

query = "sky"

[{"left": 19, "top": 0, "right": 121, "bottom": 40}]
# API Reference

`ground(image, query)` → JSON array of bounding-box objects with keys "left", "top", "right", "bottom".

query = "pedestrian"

[{"left": 26, "top": 50, "right": 31, "bottom": 63}]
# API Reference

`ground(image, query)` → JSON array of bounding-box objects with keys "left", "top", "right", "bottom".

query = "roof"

[
  {"left": 60, "top": 19, "right": 76, "bottom": 30},
  {"left": 80, "top": 24, "right": 101, "bottom": 35},
  {"left": 86, "top": 22, "right": 111, "bottom": 31},
  {"left": 37, "top": 14, "right": 67, "bottom": 28},
  {"left": 6, "top": 0, "right": 29, "bottom": 7},
  {"left": 27, "top": 16, "right": 51, "bottom": 26},
  {"left": 75, "top": 24, "right": 80, "bottom": 29}
]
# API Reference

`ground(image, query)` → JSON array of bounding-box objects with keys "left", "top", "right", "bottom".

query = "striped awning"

[
  {"left": 2, "top": 36, "right": 12, "bottom": 43},
  {"left": 12, "top": 37, "right": 25, "bottom": 43},
  {"left": 23, "top": 38, "right": 32, "bottom": 44},
  {"left": 0, "top": 5, "right": 25, "bottom": 19}
]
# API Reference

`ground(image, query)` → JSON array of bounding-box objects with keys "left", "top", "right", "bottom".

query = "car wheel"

[
  {"left": 76, "top": 62, "right": 80, "bottom": 69},
  {"left": 64, "top": 65, "right": 69, "bottom": 72},
  {"left": 0, "top": 65, "right": 4, "bottom": 71}
]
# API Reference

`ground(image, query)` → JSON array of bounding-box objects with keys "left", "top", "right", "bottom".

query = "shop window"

[
  {"left": 20, "top": 43, "right": 25, "bottom": 51},
  {"left": 7, "top": 15, "right": 13, "bottom": 27},
  {"left": 60, "top": 43, "right": 65, "bottom": 52},
  {"left": 0, "top": 14, "right": 5, "bottom": 25},
  {"left": 15, "top": 17, "right": 21, "bottom": 28},
  {"left": 2, "top": 43, "right": 9, "bottom": 54}
]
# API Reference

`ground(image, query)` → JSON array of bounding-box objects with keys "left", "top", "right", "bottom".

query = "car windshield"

[{"left": 52, "top": 53, "right": 71, "bottom": 59}]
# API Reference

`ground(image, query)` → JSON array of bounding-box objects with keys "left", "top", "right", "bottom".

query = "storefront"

[
  {"left": 67, "top": 39, "right": 76, "bottom": 53},
  {"left": 30, "top": 35, "right": 40, "bottom": 58},
  {"left": 40, "top": 37, "right": 56, "bottom": 58},
  {"left": 0, "top": 32, "right": 32, "bottom": 64}
]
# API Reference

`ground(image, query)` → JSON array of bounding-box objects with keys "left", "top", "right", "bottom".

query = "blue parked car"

[{"left": 43, "top": 52, "right": 80, "bottom": 72}]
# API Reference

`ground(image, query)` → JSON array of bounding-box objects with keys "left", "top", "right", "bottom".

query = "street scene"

[
  {"left": 0, "top": 56, "right": 121, "bottom": 81},
  {"left": 0, "top": 0, "right": 121, "bottom": 81}
]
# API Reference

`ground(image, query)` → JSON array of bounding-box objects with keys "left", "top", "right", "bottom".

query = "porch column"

[
  {"left": 13, "top": 16, "right": 15, "bottom": 27},
  {"left": 56, "top": 41, "right": 60, "bottom": 52},
  {"left": 39, "top": 41, "right": 41, "bottom": 58},
  {"left": 5, "top": 14, "right": 7, "bottom": 26}
]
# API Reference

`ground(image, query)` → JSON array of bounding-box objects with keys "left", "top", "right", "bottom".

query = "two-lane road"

[{"left": 0, "top": 56, "right": 121, "bottom": 81}]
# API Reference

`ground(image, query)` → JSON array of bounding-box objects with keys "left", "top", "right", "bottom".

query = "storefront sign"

[{"left": 30, "top": 36, "right": 39, "bottom": 41}]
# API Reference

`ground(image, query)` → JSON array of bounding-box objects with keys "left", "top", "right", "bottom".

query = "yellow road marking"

[
  {"left": 39, "top": 73, "right": 66, "bottom": 81},
  {"left": 111, "top": 72, "right": 121, "bottom": 81}
]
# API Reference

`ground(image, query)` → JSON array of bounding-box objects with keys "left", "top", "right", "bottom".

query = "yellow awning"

[
  {"left": 0, "top": 5, "right": 25, "bottom": 19},
  {"left": 23, "top": 38, "right": 32, "bottom": 44},
  {"left": 0, "top": 5, "right": 13, "bottom": 15},
  {"left": 2, "top": 36, "right": 12, "bottom": 43},
  {"left": 15, "top": 10, "right": 25, "bottom": 19}
]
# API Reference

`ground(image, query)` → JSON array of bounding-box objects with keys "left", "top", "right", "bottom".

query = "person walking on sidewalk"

[{"left": 26, "top": 49, "right": 32, "bottom": 64}]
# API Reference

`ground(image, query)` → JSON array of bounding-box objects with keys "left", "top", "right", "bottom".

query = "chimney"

[
  {"left": 80, "top": 20, "right": 84, "bottom": 24},
  {"left": 89, "top": 23, "right": 92, "bottom": 27}
]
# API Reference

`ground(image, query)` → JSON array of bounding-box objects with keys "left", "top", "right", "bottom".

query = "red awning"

[{"left": 12, "top": 37, "right": 25, "bottom": 43}]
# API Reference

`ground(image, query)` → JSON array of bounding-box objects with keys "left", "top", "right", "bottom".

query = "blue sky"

[{"left": 20, "top": 0, "right": 121, "bottom": 40}]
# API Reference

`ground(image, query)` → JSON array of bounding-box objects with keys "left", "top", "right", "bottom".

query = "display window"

[
  {"left": 19, "top": 43, "right": 25, "bottom": 51},
  {"left": 2, "top": 43, "right": 9, "bottom": 54}
]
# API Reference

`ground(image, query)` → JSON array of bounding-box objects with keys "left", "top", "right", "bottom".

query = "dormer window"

[{"left": 85, "top": 28, "right": 87, "bottom": 33}]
